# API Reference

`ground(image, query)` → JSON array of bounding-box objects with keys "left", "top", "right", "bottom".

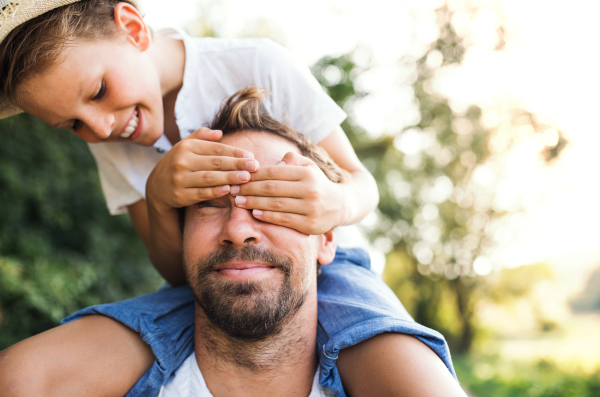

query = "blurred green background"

[{"left": 2, "top": 2, "right": 600, "bottom": 396}]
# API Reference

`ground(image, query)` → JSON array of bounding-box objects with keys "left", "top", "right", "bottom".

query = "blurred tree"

[
  {"left": 570, "top": 265, "right": 600, "bottom": 313},
  {"left": 312, "top": 4, "right": 566, "bottom": 353},
  {"left": 0, "top": 115, "right": 162, "bottom": 349}
]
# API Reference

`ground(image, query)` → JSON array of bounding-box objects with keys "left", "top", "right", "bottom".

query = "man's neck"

[{"left": 193, "top": 287, "right": 319, "bottom": 397}]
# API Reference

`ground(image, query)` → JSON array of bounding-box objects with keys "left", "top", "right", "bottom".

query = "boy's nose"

[{"left": 86, "top": 112, "right": 115, "bottom": 139}]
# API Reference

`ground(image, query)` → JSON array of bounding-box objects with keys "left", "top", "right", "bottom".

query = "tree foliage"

[
  {"left": 0, "top": 115, "right": 161, "bottom": 349},
  {"left": 312, "top": 4, "right": 565, "bottom": 353}
]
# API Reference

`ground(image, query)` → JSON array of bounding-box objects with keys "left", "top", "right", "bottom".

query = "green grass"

[{"left": 455, "top": 356, "right": 600, "bottom": 397}]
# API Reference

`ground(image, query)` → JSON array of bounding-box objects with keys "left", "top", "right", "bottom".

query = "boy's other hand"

[{"left": 230, "top": 151, "right": 345, "bottom": 235}]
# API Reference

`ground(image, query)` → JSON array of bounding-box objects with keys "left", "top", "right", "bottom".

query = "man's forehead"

[{"left": 219, "top": 130, "right": 301, "bottom": 166}]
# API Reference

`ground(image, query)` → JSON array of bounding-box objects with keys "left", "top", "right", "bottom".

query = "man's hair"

[
  {"left": 0, "top": 0, "right": 137, "bottom": 106},
  {"left": 210, "top": 86, "right": 348, "bottom": 184}
]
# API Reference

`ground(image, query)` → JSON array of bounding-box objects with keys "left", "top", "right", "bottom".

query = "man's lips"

[{"left": 214, "top": 261, "right": 275, "bottom": 278}]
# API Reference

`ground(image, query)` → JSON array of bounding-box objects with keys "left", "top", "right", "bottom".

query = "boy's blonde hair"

[{"left": 0, "top": 0, "right": 138, "bottom": 118}]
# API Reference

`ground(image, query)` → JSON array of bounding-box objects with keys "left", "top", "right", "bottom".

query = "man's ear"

[
  {"left": 114, "top": 3, "right": 151, "bottom": 52},
  {"left": 317, "top": 229, "right": 336, "bottom": 266}
]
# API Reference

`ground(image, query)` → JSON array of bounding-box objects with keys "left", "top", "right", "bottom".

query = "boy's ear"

[
  {"left": 317, "top": 229, "right": 336, "bottom": 266},
  {"left": 113, "top": 3, "right": 151, "bottom": 51}
]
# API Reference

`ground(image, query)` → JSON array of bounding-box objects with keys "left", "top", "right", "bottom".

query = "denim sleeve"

[
  {"left": 61, "top": 286, "right": 196, "bottom": 397},
  {"left": 316, "top": 248, "right": 457, "bottom": 397}
]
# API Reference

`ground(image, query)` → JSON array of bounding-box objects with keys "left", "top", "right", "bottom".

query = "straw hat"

[{"left": 0, "top": 0, "right": 140, "bottom": 119}]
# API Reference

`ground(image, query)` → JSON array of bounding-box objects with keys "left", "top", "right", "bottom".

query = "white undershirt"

[{"left": 156, "top": 352, "right": 331, "bottom": 397}]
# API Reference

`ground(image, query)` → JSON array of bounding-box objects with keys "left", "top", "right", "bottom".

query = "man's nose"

[
  {"left": 84, "top": 111, "right": 115, "bottom": 139},
  {"left": 218, "top": 205, "right": 262, "bottom": 247}
]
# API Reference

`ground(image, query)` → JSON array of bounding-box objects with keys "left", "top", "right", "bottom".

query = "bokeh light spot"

[{"left": 473, "top": 256, "right": 493, "bottom": 276}]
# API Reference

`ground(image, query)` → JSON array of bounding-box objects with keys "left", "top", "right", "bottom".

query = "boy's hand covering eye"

[
  {"left": 146, "top": 127, "right": 258, "bottom": 211},
  {"left": 231, "top": 151, "right": 345, "bottom": 235}
]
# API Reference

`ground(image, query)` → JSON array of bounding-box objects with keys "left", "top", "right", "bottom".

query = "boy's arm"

[
  {"left": 0, "top": 316, "right": 154, "bottom": 397},
  {"left": 128, "top": 198, "right": 188, "bottom": 286},
  {"left": 317, "top": 126, "right": 379, "bottom": 225},
  {"left": 337, "top": 333, "right": 467, "bottom": 397}
]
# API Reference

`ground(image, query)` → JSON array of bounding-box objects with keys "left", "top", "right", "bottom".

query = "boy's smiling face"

[
  {"left": 15, "top": 4, "right": 174, "bottom": 147},
  {"left": 18, "top": 37, "right": 164, "bottom": 146}
]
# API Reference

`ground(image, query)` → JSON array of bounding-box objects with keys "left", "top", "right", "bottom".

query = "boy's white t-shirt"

[
  {"left": 88, "top": 30, "right": 347, "bottom": 216},
  {"left": 156, "top": 352, "right": 332, "bottom": 397}
]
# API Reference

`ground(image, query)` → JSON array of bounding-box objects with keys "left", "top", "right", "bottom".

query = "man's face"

[{"left": 182, "top": 131, "right": 333, "bottom": 340}]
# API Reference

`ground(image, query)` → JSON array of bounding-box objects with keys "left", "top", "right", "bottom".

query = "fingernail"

[
  {"left": 230, "top": 185, "right": 240, "bottom": 195},
  {"left": 247, "top": 160, "right": 258, "bottom": 171},
  {"left": 277, "top": 161, "right": 286, "bottom": 166},
  {"left": 237, "top": 171, "right": 250, "bottom": 182},
  {"left": 235, "top": 196, "right": 246, "bottom": 205},
  {"left": 220, "top": 185, "right": 230, "bottom": 193},
  {"left": 253, "top": 209, "right": 263, "bottom": 216},
  {"left": 242, "top": 152, "right": 254, "bottom": 159}
]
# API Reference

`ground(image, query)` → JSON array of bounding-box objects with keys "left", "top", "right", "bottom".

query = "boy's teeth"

[{"left": 121, "top": 110, "right": 139, "bottom": 138}]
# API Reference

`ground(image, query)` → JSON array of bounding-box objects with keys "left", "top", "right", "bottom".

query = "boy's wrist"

[
  {"left": 335, "top": 182, "right": 351, "bottom": 227},
  {"left": 146, "top": 193, "right": 175, "bottom": 215}
]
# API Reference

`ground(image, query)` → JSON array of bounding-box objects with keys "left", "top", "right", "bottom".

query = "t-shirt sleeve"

[
  {"left": 253, "top": 39, "right": 347, "bottom": 143},
  {"left": 87, "top": 143, "right": 144, "bottom": 215}
]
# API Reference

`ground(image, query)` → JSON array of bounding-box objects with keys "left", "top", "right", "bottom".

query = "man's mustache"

[{"left": 196, "top": 245, "right": 293, "bottom": 278}]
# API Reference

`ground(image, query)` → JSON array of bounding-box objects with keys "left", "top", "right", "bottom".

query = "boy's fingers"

[
  {"left": 185, "top": 170, "right": 252, "bottom": 188},
  {"left": 248, "top": 165, "right": 306, "bottom": 182},
  {"left": 279, "top": 152, "right": 314, "bottom": 167},
  {"left": 186, "top": 185, "right": 231, "bottom": 203},
  {"left": 187, "top": 127, "right": 223, "bottom": 141},
  {"left": 251, "top": 210, "right": 309, "bottom": 232},
  {"left": 185, "top": 156, "right": 259, "bottom": 172},
  {"left": 182, "top": 138, "right": 254, "bottom": 159},
  {"left": 234, "top": 195, "right": 306, "bottom": 215},
  {"left": 231, "top": 180, "right": 304, "bottom": 198}
]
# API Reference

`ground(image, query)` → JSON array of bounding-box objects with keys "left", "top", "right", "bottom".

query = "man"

[
  {"left": 152, "top": 87, "right": 465, "bottom": 396},
  {"left": 0, "top": 87, "right": 465, "bottom": 397},
  {"left": 162, "top": 128, "right": 337, "bottom": 396}
]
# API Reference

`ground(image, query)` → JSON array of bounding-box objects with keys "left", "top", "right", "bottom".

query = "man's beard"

[{"left": 188, "top": 245, "right": 310, "bottom": 341}]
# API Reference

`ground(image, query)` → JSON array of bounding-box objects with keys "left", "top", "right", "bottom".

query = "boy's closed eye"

[
  {"left": 93, "top": 81, "right": 107, "bottom": 101},
  {"left": 70, "top": 81, "right": 107, "bottom": 131}
]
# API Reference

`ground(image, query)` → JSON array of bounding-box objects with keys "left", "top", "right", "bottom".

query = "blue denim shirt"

[{"left": 63, "top": 248, "right": 456, "bottom": 397}]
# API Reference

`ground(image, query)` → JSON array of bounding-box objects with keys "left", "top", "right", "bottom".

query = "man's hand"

[
  {"left": 146, "top": 128, "right": 259, "bottom": 212},
  {"left": 230, "top": 152, "right": 346, "bottom": 235}
]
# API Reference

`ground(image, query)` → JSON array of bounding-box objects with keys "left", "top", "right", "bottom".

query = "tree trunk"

[{"left": 453, "top": 279, "right": 475, "bottom": 354}]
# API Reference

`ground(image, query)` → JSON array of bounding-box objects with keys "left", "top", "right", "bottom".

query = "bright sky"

[{"left": 141, "top": 0, "right": 600, "bottom": 285}]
